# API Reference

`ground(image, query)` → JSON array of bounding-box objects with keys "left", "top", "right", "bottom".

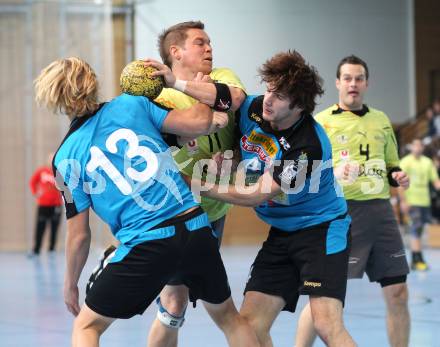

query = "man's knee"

[
  {"left": 312, "top": 311, "right": 338, "bottom": 337},
  {"left": 383, "top": 282, "right": 409, "bottom": 309},
  {"left": 156, "top": 297, "right": 187, "bottom": 329},
  {"left": 73, "top": 311, "right": 109, "bottom": 336},
  {"left": 241, "top": 315, "right": 270, "bottom": 345},
  {"left": 159, "top": 286, "right": 189, "bottom": 316},
  {"left": 204, "top": 297, "right": 242, "bottom": 331},
  {"left": 310, "top": 297, "right": 344, "bottom": 339},
  {"left": 238, "top": 307, "right": 270, "bottom": 342},
  {"left": 241, "top": 312, "right": 260, "bottom": 332}
]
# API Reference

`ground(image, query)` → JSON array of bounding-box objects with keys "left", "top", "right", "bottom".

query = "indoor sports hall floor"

[{"left": 0, "top": 246, "right": 439, "bottom": 347}]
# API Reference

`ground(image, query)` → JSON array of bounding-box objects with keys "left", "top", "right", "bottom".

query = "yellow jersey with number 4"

[{"left": 315, "top": 104, "right": 400, "bottom": 201}]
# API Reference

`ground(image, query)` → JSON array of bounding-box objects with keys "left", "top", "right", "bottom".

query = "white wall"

[{"left": 135, "top": 0, "right": 414, "bottom": 123}]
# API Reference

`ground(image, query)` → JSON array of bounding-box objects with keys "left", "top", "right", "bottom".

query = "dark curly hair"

[{"left": 259, "top": 50, "right": 324, "bottom": 114}]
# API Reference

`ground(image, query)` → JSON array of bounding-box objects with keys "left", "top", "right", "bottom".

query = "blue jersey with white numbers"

[
  {"left": 237, "top": 95, "right": 348, "bottom": 232},
  {"left": 53, "top": 94, "right": 198, "bottom": 245}
]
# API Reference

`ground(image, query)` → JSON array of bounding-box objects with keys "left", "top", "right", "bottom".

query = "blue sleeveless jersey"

[
  {"left": 237, "top": 95, "right": 349, "bottom": 233},
  {"left": 53, "top": 94, "right": 199, "bottom": 245}
]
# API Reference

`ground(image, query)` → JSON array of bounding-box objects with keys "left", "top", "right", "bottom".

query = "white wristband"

[{"left": 173, "top": 79, "right": 187, "bottom": 92}]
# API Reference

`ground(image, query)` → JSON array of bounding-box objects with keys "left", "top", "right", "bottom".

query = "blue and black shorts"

[
  {"left": 244, "top": 214, "right": 351, "bottom": 312},
  {"left": 85, "top": 207, "right": 231, "bottom": 319}
]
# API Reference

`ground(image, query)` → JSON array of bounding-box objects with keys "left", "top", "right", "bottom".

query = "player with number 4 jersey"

[
  {"left": 295, "top": 55, "right": 411, "bottom": 347},
  {"left": 316, "top": 104, "right": 400, "bottom": 200}
]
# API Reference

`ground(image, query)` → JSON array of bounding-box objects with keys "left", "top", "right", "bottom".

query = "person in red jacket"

[{"left": 29, "top": 153, "right": 63, "bottom": 255}]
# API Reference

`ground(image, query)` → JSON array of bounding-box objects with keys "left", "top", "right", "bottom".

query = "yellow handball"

[{"left": 120, "top": 60, "right": 164, "bottom": 100}]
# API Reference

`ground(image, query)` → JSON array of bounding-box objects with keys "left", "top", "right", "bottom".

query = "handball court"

[{"left": 0, "top": 246, "right": 439, "bottom": 347}]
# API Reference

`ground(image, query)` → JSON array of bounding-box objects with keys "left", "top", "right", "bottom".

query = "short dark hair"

[
  {"left": 259, "top": 50, "right": 324, "bottom": 114},
  {"left": 336, "top": 55, "right": 369, "bottom": 80},
  {"left": 158, "top": 21, "right": 205, "bottom": 67}
]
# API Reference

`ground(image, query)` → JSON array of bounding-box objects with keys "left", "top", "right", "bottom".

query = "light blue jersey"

[
  {"left": 237, "top": 95, "right": 349, "bottom": 241},
  {"left": 53, "top": 94, "right": 199, "bottom": 247}
]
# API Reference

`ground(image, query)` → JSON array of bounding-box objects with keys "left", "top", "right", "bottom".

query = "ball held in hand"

[{"left": 120, "top": 60, "right": 164, "bottom": 100}]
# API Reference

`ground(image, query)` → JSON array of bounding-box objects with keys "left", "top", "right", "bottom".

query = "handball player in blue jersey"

[
  {"left": 199, "top": 51, "right": 356, "bottom": 347},
  {"left": 34, "top": 57, "right": 258, "bottom": 347}
]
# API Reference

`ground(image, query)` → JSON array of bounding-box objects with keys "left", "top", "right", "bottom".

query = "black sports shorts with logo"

[
  {"left": 85, "top": 207, "right": 231, "bottom": 319},
  {"left": 244, "top": 216, "right": 351, "bottom": 312}
]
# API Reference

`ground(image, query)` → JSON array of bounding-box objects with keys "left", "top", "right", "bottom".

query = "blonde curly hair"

[{"left": 34, "top": 57, "right": 99, "bottom": 118}]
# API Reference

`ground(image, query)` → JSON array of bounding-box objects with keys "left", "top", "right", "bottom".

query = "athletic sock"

[{"left": 412, "top": 252, "right": 421, "bottom": 263}]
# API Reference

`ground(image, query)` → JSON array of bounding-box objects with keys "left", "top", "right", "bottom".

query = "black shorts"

[
  {"left": 167, "top": 215, "right": 226, "bottom": 286},
  {"left": 347, "top": 200, "right": 409, "bottom": 281},
  {"left": 244, "top": 215, "right": 351, "bottom": 312},
  {"left": 85, "top": 208, "right": 231, "bottom": 319}
]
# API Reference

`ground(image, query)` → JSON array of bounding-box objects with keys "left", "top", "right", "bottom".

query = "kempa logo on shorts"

[{"left": 304, "top": 281, "right": 322, "bottom": 288}]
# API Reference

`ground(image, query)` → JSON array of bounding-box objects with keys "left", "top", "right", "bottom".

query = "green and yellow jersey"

[
  {"left": 315, "top": 104, "right": 400, "bottom": 201},
  {"left": 155, "top": 67, "right": 246, "bottom": 222},
  {"left": 400, "top": 154, "right": 438, "bottom": 207}
]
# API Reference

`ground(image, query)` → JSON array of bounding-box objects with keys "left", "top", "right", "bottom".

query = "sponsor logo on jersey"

[
  {"left": 186, "top": 139, "right": 199, "bottom": 155},
  {"left": 241, "top": 130, "right": 278, "bottom": 163},
  {"left": 358, "top": 163, "right": 386, "bottom": 178},
  {"left": 279, "top": 136, "right": 291, "bottom": 150},
  {"left": 279, "top": 162, "right": 298, "bottom": 183},
  {"left": 249, "top": 112, "right": 263, "bottom": 124},
  {"left": 298, "top": 151, "right": 308, "bottom": 161},
  {"left": 279, "top": 160, "right": 306, "bottom": 184},
  {"left": 336, "top": 134, "right": 349, "bottom": 144},
  {"left": 374, "top": 135, "right": 385, "bottom": 143},
  {"left": 340, "top": 149, "right": 350, "bottom": 160}
]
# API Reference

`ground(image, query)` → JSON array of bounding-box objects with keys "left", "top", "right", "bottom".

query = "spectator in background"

[
  {"left": 401, "top": 139, "right": 440, "bottom": 271},
  {"left": 427, "top": 99, "right": 440, "bottom": 139},
  {"left": 426, "top": 107, "right": 436, "bottom": 138},
  {"left": 433, "top": 99, "right": 440, "bottom": 116},
  {"left": 29, "top": 153, "right": 63, "bottom": 255}
]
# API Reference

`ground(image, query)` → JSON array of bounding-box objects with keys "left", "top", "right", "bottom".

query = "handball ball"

[{"left": 120, "top": 60, "right": 164, "bottom": 100}]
